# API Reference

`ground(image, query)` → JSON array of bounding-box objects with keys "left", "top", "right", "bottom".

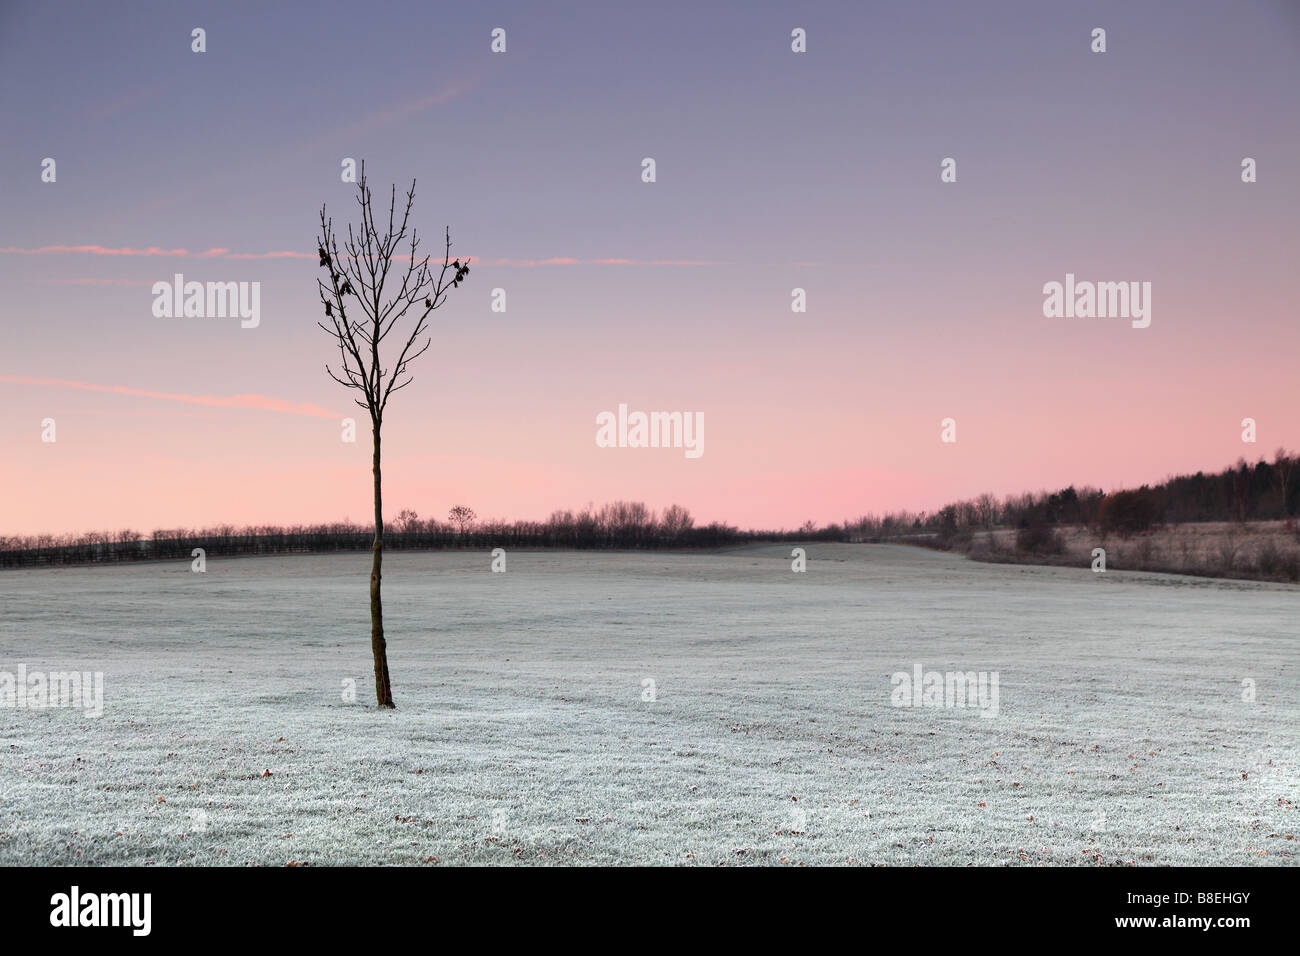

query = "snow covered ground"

[{"left": 0, "top": 544, "right": 1294, "bottom": 866}]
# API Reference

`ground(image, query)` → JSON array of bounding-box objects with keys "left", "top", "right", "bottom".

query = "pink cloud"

[
  {"left": 485, "top": 257, "right": 731, "bottom": 267},
  {"left": 89, "top": 83, "right": 167, "bottom": 121},
  {"left": 0, "top": 375, "right": 338, "bottom": 419},
  {"left": 223, "top": 250, "right": 315, "bottom": 260},
  {"left": 1, "top": 245, "right": 190, "bottom": 257},
  {"left": 0, "top": 245, "right": 313, "bottom": 260},
  {"left": 353, "top": 86, "right": 469, "bottom": 132}
]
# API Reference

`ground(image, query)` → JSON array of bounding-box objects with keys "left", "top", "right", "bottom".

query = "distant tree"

[
  {"left": 937, "top": 505, "right": 959, "bottom": 546},
  {"left": 659, "top": 504, "right": 694, "bottom": 539},
  {"left": 1230, "top": 459, "right": 1251, "bottom": 523},
  {"left": 1274, "top": 448, "right": 1295, "bottom": 517},
  {"left": 394, "top": 509, "right": 420, "bottom": 534},
  {"left": 316, "top": 161, "right": 470, "bottom": 709},
  {"left": 448, "top": 505, "right": 477, "bottom": 534},
  {"left": 599, "top": 501, "right": 652, "bottom": 540}
]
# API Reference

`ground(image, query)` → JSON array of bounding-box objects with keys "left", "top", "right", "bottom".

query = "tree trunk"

[{"left": 370, "top": 419, "right": 395, "bottom": 708}]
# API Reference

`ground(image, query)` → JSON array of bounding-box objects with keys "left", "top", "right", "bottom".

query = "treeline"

[
  {"left": 852, "top": 449, "right": 1300, "bottom": 553},
  {"left": 4, "top": 452, "right": 1297, "bottom": 569},
  {"left": 0, "top": 501, "right": 844, "bottom": 570}
]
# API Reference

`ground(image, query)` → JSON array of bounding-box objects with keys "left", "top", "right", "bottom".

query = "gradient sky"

[{"left": 2, "top": 0, "right": 1299, "bottom": 536}]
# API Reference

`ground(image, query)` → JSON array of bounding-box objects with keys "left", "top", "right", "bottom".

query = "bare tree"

[
  {"left": 659, "top": 504, "right": 694, "bottom": 538},
  {"left": 448, "top": 505, "right": 476, "bottom": 534},
  {"left": 973, "top": 492, "right": 999, "bottom": 530},
  {"left": 316, "top": 161, "right": 470, "bottom": 709}
]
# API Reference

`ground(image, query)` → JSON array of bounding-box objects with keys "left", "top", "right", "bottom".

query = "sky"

[{"left": 2, "top": 0, "right": 1298, "bottom": 536}]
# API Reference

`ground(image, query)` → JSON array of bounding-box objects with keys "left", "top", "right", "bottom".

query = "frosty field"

[{"left": 0, "top": 544, "right": 1295, "bottom": 866}]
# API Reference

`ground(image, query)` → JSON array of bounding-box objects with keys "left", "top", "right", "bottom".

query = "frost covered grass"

[{"left": 0, "top": 544, "right": 1295, "bottom": 866}]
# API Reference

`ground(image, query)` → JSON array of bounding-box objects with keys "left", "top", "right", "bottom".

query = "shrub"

[
  {"left": 1098, "top": 489, "right": 1157, "bottom": 534},
  {"left": 1255, "top": 538, "right": 1282, "bottom": 578},
  {"left": 1217, "top": 533, "right": 1242, "bottom": 574},
  {"left": 1282, "top": 549, "right": 1300, "bottom": 582},
  {"left": 1016, "top": 523, "right": 1062, "bottom": 555}
]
